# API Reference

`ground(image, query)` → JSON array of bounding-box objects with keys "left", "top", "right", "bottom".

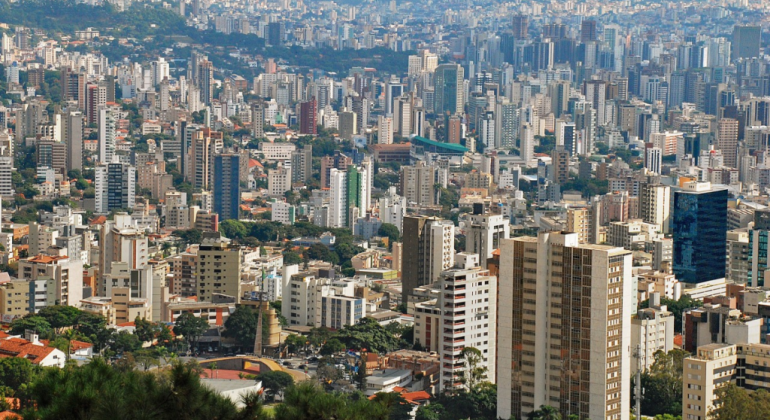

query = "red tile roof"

[
  {"left": 0, "top": 338, "right": 58, "bottom": 364},
  {"left": 401, "top": 391, "right": 431, "bottom": 403}
]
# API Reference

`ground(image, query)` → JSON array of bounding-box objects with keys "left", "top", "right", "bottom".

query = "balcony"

[
  {"left": 443, "top": 337, "right": 465, "bottom": 344},
  {"left": 444, "top": 320, "right": 465, "bottom": 326},
  {"left": 444, "top": 303, "right": 466, "bottom": 309},
  {"left": 444, "top": 328, "right": 465, "bottom": 335}
]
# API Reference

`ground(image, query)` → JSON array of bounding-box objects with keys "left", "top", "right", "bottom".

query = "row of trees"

[{"left": 3, "top": 356, "right": 420, "bottom": 420}]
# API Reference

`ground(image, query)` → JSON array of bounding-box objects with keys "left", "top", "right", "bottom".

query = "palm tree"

[
  {"left": 208, "top": 361, "right": 218, "bottom": 379},
  {"left": 529, "top": 405, "right": 562, "bottom": 420}
]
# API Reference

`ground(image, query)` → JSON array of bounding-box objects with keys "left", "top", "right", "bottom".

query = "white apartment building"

[
  {"left": 378, "top": 187, "right": 407, "bottom": 233},
  {"left": 640, "top": 184, "right": 671, "bottom": 234},
  {"left": 631, "top": 293, "right": 674, "bottom": 372},
  {"left": 271, "top": 200, "right": 296, "bottom": 225},
  {"left": 315, "top": 286, "right": 365, "bottom": 330},
  {"left": 268, "top": 165, "right": 292, "bottom": 197},
  {"left": 282, "top": 272, "right": 324, "bottom": 327},
  {"left": 18, "top": 252, "right": 84, "bottom": 307},
  {"left": 258, "top": 142, "right": 296, "bottom": 161},
  {"left": 99, "top": 216, "right": 149, "bottom": 280},
  {"left": 463, "top": 207, "right": 510, "bottom": 268},
  {"left": 413, "top": 253, "right": 496, "bottom": 390},
  {"left": 378, "top": 115, "right": 393, "bottom": 145},
  {"left": 328, "top": 168, "right": 347, "bottom": 228}
]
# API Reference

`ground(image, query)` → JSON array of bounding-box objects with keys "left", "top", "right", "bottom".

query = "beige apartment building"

[
  {"left": 566, "top": 207, "right": 593, "bottom": 244},
  {"left": 682, "top": 343, "right": 737, "bottom": 420},
  {"left": 196, "top": 235, "right": 242, "bottom": 303},
  {"left": 497, "top": 232, "right": 633, "bottom": 420},
  {"left": 683, "top": 342, "right": 770, "bottom": 420}
]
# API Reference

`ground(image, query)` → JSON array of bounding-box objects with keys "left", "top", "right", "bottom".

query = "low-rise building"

[{"left": 364, "top": 369, "right": 413, "bottom": 396}]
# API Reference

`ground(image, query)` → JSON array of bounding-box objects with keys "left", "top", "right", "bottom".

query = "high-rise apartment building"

[
  {"left": 338, "top": 111, "right": 357, "bottom": 141},
  {"left": 299, "top": 97, "right": 317, "bottom": 135},
  {"left": 511, "top": 15, "right": 528, "bottom": 40},
  {"left": 189, "top": 128, "right": 222, "bottom": 190},
  {"left": 95, "top": 163, "right": 136, "bottom": 214},
  {"left": 401, "top": 216, "right": 455, "bottom": 303},
  {"left": 412, "top": 254, "right": 497, "bottom": 389},
  {"left": 251, "top": 103, "right": 264, "bottom": 138},
  {"left": 86, "top": 83, "right": 106, "bottom": 124},
  {"left": 98, "top": 107, "right": 115, "bottom": 164},
  {"left": 672, "top": 182, "right": 728, "bottom": 283},
  {"left": 378, "top": 115, "right": 393, "bottom": 145},
  {"left": 551, "top": 147, "right": 570, "bottom": 185},
  {"left": 716, "top": 118, "right": 739, "bottom": 168},
  {"left": 213, "top": 154, "right": 241, "bottom": 221},
  {"left": 63, "top": 110, "right": 83, "bottom": 172},
  {"left": 197, "top": 60, "right": 214, "bottom": 105},
  {"left": 18, "top": 253, "right": 83, "bottom": 307},
  {"left": 640, "top": 184, "right": 671, "bottom": 234},
  {"left": 732, "top": 25, "right": 761, "bottom": 61},
  {"left": 580, "top": 20, "right": 598, "bottom": 43},
  {"left": 197, "top": 235, "right": 242, "bottom": 303},
  {"left": 434, "top": 64, "right": 464, "bottom": 116},
  {"left": 291, "top": 146, "right": 313, "bottom": 183},
  {"left": 320, "top": 151, "right": 353, "bottom": 189},
  {"left": 447, "top": 115, "right": 462, "bottom": 144},
  {"left": 566, "top": 207, "right": 593, "bottom": 244},
  {"left": 631, "top": 293, "right": 674, "bottom": 373},
  {"left": 748, "top": 209, "right": 770, "bottom": 288},
  {"left": 464, "top": 204, "right": 510, "bottom": 268},
  {"left": 645, "top": 146, "right": 662, "bottom": 175},
  {"left": 497, "top": 232, "right": 633, "bottom": 420},
  {"left": 398, "top": 162, "right": 438, "bottom": 207},
  {"left": 268, "top": 164, "right": 292, "bottom": 197}
]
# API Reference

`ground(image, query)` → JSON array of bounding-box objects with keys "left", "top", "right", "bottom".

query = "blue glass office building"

[{"left": 672, "top": 186, "right": 728, "bottom": 283}]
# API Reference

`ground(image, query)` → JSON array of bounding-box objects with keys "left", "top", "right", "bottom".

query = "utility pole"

[
  {"left": 634, "top": 344, "right": 642, "bottom": 420},
  {"left": 254, "top": 291, "right": 266, "bottom": 357}
]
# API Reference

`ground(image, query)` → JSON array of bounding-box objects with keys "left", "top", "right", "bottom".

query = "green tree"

[
  {"left": 220, "top": 220, "right": 247, "bottom": 240},
  {"left": 174, "top": 228, "right": 203, "bottom": 245},
  {"left": 415, "top": 403, "right": 445, "bottom": 420},
  {"left": 9, "top": 315, "right": 53, "bottom": 339},
  {"left": 377, "top": 223, "right": 400, "bottom": 244},
  {"left": 458, "top": 347, "right": 487, "bottom": 391},
  {"left": 255, "top": 370, "right": 294, "bottom": 402},
  {"left": 19, "top": 357, "right": 258, "bottom": 420},
  {"left": 283, "top": 250, "right": 302, "bottom": 265},
  {"left": 335, "top": 317, "right": 403, "bottom": 353},
  {"left": 273, "top": 382, "right": 389, "bottom": 420},
  {"left": 711, "top": 383, "right": 770, "bottom": 420},
  {"left": 173, "top": 312, "right": 210, "bottom": 351},
  {"left": 112, "top": 330, "right": 142, "bottom": 354},
  {"left": 283, "top": 334, "right": 306, "bottom": 355},
  {"left": 223, "top": 306, "right": 258, "bottom": 350},
  {"left": 372, "top": 392, "right": 412, "bottom": 420},
  {"left": 320, "top": 338, "right": 346, "bottom": 356},
  {"left": 0, "top": 357, "right": 35, "bottom": 391},
  {"left": 305, "top": 242, "right": 339, "bottom": 264},
  {"left": 640, "top": 349, "right": 689, "bottom": 416},
  {"left": 134, "top": 316, "right": 157, "bottom": 343},
  {"left": 36, "top": 305, "right": 81, "bottom": 332}
]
